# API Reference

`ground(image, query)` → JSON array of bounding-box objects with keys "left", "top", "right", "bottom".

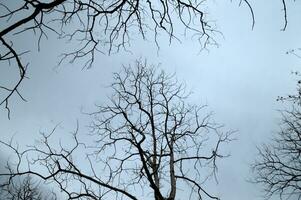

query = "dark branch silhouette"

[
  {"left": 252, "top": 108, "right": 301, "bottom": 199},
  {"left": 0, "top": 175, "right": 57, "bottom": 200},
  {"left": 0, "top": 0, "right": 258, "bottom": 118},
  {"left": 253, "top": 73, "right": 301, "bottom": 199},
  {"left": 0, "top": 61, "right": 233, "bottom": 199},
  {"left": 0, "top": 0, "right": 293, "bottom": 118}
]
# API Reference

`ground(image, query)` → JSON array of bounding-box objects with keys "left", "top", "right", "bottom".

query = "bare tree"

[
  {"left": 0, "top": 61, "right": 232, "bottom": 200},
  {"left": 0, "top": 175, "right": 57, "bottom": 200},
  {"left": 253, "top": 72, "right": 301, "bottom": 199},
  {"left": 277, "top": 49, "right": 301, "bottom": 105},
  {"left": 252, "top": 108, "right": 301, "bottom": 200},
  {"left": 0, "top": 0, "right": 257, "bottom": 118}
]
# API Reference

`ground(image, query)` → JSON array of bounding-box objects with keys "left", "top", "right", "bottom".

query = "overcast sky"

[{"left": 1, "top": 1, "right": 301, "bottom": 200}]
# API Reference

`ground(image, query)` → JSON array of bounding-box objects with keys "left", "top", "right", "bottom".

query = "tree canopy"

[
  {"left": 0, "top": 0, "right": 293, "bottom": 118},
  {"left": 0, "top": 61, "right": 232, "bottom": 200},
  {"left": 253, "top": 73, "right": 301, "bottom": 199}
]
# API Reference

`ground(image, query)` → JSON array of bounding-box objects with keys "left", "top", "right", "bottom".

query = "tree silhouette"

[
  {"left": 0, "top": 60, "right": 232, "bottom": 199},
  {"left": 0, "top": 175, "right": 57, "bottom": 200},
  {"left": 0, "top": 0, "right": 257, "bottom": 118},
  {"left": 253, "top": 74, "right": 301, "bottom": 200}
]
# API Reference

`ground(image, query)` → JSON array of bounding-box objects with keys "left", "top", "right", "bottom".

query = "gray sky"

[{"left": 1, "top": 0, "right": 301, "bottom": 200}]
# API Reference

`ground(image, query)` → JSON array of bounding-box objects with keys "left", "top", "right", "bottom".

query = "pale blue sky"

[{"left": 1, "top": 1, "right": 301, "bottom": 199}]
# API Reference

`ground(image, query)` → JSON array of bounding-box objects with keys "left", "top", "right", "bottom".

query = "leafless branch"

[
  {"left": 0, "top": 0, "right": 257, "bottom": 118},
  {"left": 0, "top": 61, "right": 232, "bottom": 199},
  {"left": 252, "top": 108, "right": 301, "bottom": 199}
]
